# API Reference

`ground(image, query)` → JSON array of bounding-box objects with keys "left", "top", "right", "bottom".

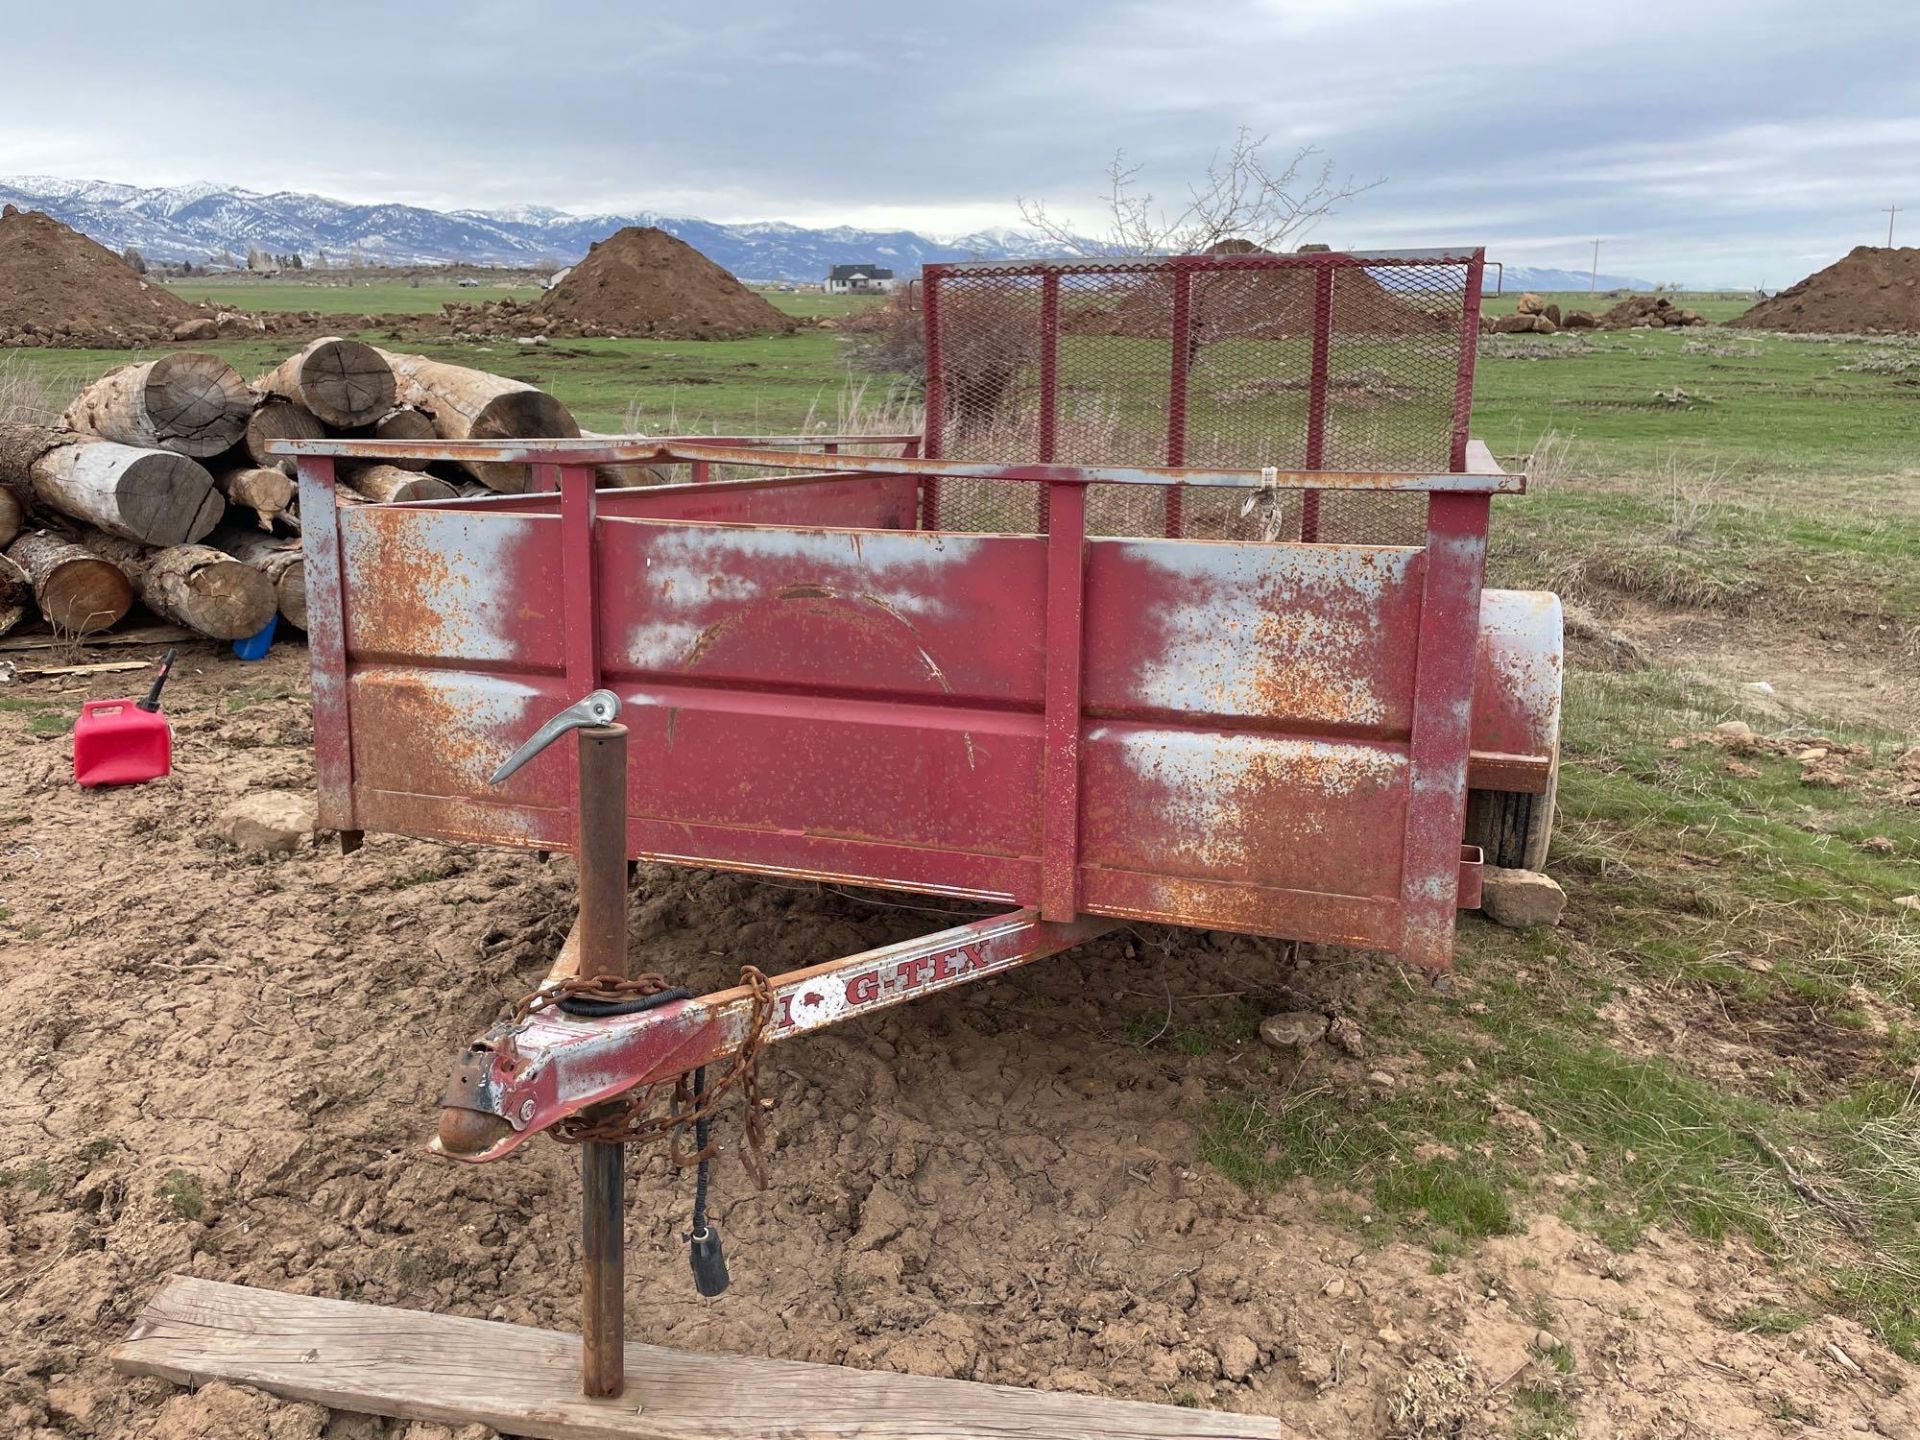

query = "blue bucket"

[{"left": 233, "top": 613, "right": 278, "bottom": 662}]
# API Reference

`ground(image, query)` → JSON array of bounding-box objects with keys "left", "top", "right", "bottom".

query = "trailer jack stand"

[
  {"left": 437, "top": 688, "right": 1122, "bottom": 1396},
  {"left": 478, "top": 689, "right": 639, "bottom": 1396}
]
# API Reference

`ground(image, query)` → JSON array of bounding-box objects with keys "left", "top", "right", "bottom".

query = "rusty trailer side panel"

[{"left": 307, "top": 452, "right": 1553, "bottom": 967}]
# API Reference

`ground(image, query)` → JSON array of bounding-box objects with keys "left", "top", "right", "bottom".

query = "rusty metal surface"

[
  {"left": 1457, "top": 844, "right": 1485, "bottom": 910},
  {"left": 305, "top": 257, "right": 1551, "bottom": 973},
  {"left": 296, "top": 458, "right": 353, "bottom": 833},
  {"left": 573, "top": 726, "right": 630, "bottom": 983},
  {"left": 432, "top": 910, "right": 1114, "bottom": 1163},
  {"left": 275, "top": 435, "right": 1523, "bottom": 494},
  {"left": 1396, "top": 493, "right": 1490, "bottom": 969},
  {"left": 579, "top": 1142, "right": 625, "bottom": 1396},
  {"left": 1474, "top": 589, "right": 1565, "bottom": 769},
  {"left": 313, "top": 458, "right": 1558, "bottom": 964}
]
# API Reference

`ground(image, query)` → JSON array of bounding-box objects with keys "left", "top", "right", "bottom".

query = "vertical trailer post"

[
  {"left": 921, "top": 272, "right": 945, "bottom": 529},
  {"left": 1301, "top": 266, "right": 1335, "bottom": 541},
  {"left": 576, "top": 722, "right": 630, "bottom": 1397},
  {"left": 1165, "top": 264, "right": 1191, "bottom": 539}
]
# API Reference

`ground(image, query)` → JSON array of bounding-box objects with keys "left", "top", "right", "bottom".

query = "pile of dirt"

[
  {"left": 1735, "top": 245, "right": 1920, "bottom": 334},
  {"left": 1062, "top": 265, "right": 1451, "bottom": 343},
  {"left": 0, "top": 206, "right": 199, "bottom": 347},
  {"left": 443, "top": 226, "right": 792, "bottom": 340}
]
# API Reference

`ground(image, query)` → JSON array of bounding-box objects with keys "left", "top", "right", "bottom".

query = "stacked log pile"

[{"left": 0, "top": 342, "right": 581, "bottom": 641}]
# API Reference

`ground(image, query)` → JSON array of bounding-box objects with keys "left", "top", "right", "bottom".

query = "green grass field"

[
  {"left": 154, "top": 275, "right": 875, "bottom": 322},
  {"left": 157, "top": 277, "right": 546, "bottom": 314}
]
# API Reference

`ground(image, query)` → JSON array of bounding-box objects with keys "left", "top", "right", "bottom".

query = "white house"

[{"left": 825, "top": 263, "right": 896, "bottom": 295}]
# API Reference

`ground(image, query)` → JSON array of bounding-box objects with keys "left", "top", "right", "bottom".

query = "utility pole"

[
  {"left": 1884, "top": 205, "right": 1902, "bottom": 247},
  {"left": 1588, "top": 238, "right": 1602, "bottom": 293}
]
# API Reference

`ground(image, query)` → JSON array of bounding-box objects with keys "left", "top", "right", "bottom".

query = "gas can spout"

[{"left": 137, "top": 647, "right": 177, "bottom": 713}]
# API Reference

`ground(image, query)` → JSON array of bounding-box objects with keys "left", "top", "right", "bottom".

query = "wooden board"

[
  {"left": 0, "top": 623, "right": 196, "bottom": 653},
  {"left": 115, "top": 1278, "right": 1277, "bottom": 1440}
]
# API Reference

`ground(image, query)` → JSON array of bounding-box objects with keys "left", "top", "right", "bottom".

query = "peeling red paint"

[{"left": 302, "top": 430, "right": 1556, "bottom": 974}]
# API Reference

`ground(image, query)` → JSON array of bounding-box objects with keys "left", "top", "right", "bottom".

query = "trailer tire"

[{"left": 1464, "top": 764, "right": 1557, "bottom": 871}]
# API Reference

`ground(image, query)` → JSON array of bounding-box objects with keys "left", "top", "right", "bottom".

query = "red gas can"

[{"left": 72, "top": 649, "right": 176, "bottom": 788}]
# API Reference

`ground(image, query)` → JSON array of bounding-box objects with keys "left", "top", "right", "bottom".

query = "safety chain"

[
  {"left": 509, "top": 969, "right": 677, "bottom": 1025},
  {"left": 511, "top": 966, "right": 777, "bottom": 1188}
]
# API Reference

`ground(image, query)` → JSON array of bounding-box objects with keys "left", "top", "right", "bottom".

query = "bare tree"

[{"left": 1017, "top": 128, "right": 1383, "bottom": 256}]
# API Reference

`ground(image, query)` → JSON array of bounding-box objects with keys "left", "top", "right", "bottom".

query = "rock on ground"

[
  {"left": 1214, "top": 1333, "right": 1260, "bottom": 1382},
  {"left": 1258, "top": 1010, "right": 1329, "bottom": 1050},
  {"left": 1481, "top": 866, "right": 1567, "bottom": 929},
  {"left": 218, "top": 790, "right": 317, "bottom": 854}
]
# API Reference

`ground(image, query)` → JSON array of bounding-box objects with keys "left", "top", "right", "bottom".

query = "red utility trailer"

[
  {"left": 274, "top": 246, "right": 1562, "bottom": 1401},
  {"left": 284, "top": 243, "right": 1562, "bottom": 1148}
]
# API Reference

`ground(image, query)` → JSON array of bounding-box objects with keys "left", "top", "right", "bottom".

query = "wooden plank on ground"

[
  {"left": 0, "top": 623, "right": 197, "bottom": 652},
  {"left": 114, "top": 1277, "right": 1277, "bottom": 1440}
]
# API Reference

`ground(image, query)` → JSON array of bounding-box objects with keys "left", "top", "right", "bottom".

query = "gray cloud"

[{"left": 0, "top": 0, "right": 1912, "bottom": 284}]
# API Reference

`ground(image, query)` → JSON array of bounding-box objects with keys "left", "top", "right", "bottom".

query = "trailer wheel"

[{"left": 1464, "top": 763, "right": 1557, "bottom": 871}]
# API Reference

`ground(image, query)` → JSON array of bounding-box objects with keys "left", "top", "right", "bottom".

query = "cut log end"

[
  {"left": 297, "top": 339, "right": 396, "bottom": 428},
  {"left": 212, "top": 528, "right": 306, "bottom": 630},
  {"left": 243, "top": 396, "right": 326, "bottom": 473},
  {"left": 359, "top": 406, "right": 438, "bottom": 470},
  {"left": 44, "top": 563, "right": 132, "bottom": 634},
  {"left": 469, "top": 391, "right": 580, "bottom": 492},
  {"left": 274, "top": 562, "right": 308, "bottom": 630},
  {"left": 0, "top": 487, "right": 21, "bottom": 549},
  {"left": 116, "top": 451, "right": 227, "bottom": 546},
  {"left": 143, "top": 353, "right": 253, "bottom": 457},
  {"left": 62, "top": 354, "right": 251, "bottom": 459},
  {"left": 215, "top": 466, "right": 296, "bottom": 524},
  {"left": 6, "top": 531, "right": 134, "bottom": 634}
]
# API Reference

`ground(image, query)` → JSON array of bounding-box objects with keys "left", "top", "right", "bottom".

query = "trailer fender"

[
  {"left": 1466, "top": 589, "right": 1563, "bottom": 869},
  {"left": 1472, "top": 589, "right": 1563, "bottom": 776}
]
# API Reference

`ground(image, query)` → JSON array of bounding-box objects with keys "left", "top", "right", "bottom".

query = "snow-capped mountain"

[
  {"left": 1495, "top": 265, "right": 1658, "bottom": 294},
  {"left": 0, "top": 177, "right": 1661, "bottom": 289},
  {"left": 0, "top": 176, "right": 1072, "bottom": 278}
]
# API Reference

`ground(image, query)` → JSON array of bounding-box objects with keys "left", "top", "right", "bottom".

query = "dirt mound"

[
  {"left": 0, "top": 206, "right": 198, "bottom": 347},
  {"left": 1735, "top": 246, "right": 1920, "bottom": 334},
  {"left": 520, "top": 226, "right": 791, "bottom": 339},
  {"left": 1063, "top": 263, "right": 1452, "bottom": 343}
]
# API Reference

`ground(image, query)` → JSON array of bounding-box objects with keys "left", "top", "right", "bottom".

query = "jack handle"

[{"left": 489, "top": 689, "right": 622, "bottom": 785}]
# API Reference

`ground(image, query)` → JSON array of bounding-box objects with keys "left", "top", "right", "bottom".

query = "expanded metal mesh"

[{"left": 921, "top": 251, "right": 1481, "bottom": 542}]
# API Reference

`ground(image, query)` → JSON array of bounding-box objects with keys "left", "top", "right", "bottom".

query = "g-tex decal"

[{"left": 775, "top": 937, "right": 1009, "bottom": 1033}]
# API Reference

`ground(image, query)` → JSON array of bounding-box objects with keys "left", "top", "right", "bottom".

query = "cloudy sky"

[{"left": 2, "top": 0, "right": 1912, "bottom": 286}]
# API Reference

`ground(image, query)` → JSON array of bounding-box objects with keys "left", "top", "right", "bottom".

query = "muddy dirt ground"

[{"left": 2, "top": 645, "right": 1915, "bottom": 1439}]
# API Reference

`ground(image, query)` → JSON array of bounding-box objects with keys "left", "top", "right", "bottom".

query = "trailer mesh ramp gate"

[{"left": 920, "top": 248, "right": 1483, "bottom": 545}]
